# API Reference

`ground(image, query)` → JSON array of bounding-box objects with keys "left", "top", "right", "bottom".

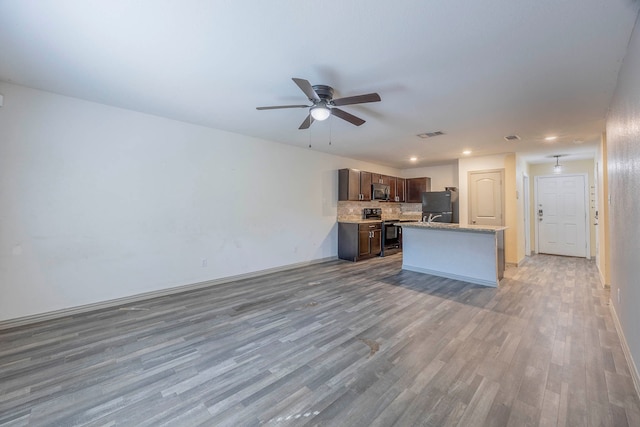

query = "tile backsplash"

[{"left": 337, "top": 201, "right": 422, "bottom": 221}]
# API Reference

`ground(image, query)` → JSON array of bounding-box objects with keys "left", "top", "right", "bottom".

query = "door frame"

[
  {"left": 523, "top": 173, "right": 531, "bottom": 256},
  {"left": 534, "top": 173, "right": 590, "bottom": 259},
  {"left": 467, "top": 168, "right": 505, "bottom": 226},
  {"left": 594, "top": 161, "right": 599, "bottom": 267}
]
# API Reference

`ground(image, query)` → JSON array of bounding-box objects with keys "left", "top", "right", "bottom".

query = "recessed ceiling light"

[
  {"left": 545, "top": 136, "right": 558, "bottom": 141},
  {"left": 417, "top": 131, "right": 445, "bottom": 139},
  {"left": 409, "top": 156, "right": 417, "bottom": 161},
  {"left": 462, "top": 150, "right": 472, "bottom": 155},
  {"left": 504, "top": 135, "right": 521, "bottom": 141}
]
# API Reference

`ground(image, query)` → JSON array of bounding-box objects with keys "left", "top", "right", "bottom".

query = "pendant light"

[{"left": 553, "top": 155, "right": 562, "bottom": 174}]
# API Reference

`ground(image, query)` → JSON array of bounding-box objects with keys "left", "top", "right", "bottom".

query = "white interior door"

[
  {"left": 535, "top": 174, "right": 588, "bottom": 257},
  {"left": 469, "top": 170, "right": 504, "bottom": 226}
]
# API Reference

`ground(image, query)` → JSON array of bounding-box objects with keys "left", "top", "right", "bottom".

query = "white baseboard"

[
  {"left": 597, "top": 265, "right": 608, "bottom": 289},
  {"left": 402, "top": 264, "right": 498, "bottom": 288},
  {"left": 0, "top": 256, "right": 337, "bottom": 330},
  {"left": 609, "top": 300, "right": 640, "bottom": 399}
]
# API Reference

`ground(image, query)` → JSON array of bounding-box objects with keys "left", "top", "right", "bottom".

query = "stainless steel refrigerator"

[{"left": 421, "top": 190, "right": 459, "bottom": 223}]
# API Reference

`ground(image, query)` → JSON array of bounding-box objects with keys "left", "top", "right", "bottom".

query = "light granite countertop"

[
  {"left": 337, "top": 219, "right": 383, "bottom": 224},
  {"left": 337, "top": 215, "right": 422, "bottom": 224},
  {"left": 401, "top": 222, "right": 508, "bottom": 233}
]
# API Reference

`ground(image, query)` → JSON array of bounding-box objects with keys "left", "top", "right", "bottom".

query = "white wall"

[
  {"left": 515, "top": 154, "right": 529, "bottom": 264},
  {"left": 0, "top": 82, "right": 400, "bottom": 321},
  {"left": 606, "top": 12, "right": 640, "bottom": 388},
  {"left": 457, "top": 154, "right": 509, "bottom": 225},
  {"left": 596, "top": 134, "right": 610, "bottom": 286},
  {"left": 402, "top": 163, "right": 458, "bottom": 190}
]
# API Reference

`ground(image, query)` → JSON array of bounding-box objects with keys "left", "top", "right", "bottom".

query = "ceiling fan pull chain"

[{"left": 329, "top": 116, "right": 332, "bottom": 146}]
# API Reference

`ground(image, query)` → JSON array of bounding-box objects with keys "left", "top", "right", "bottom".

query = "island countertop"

[{"left": 400, "top": 222, "right": 507, "bottom": 233}]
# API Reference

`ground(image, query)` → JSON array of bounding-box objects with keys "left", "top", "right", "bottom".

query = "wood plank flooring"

[{"left": 1, "top": 254, "right": 639, "bottom": 426}]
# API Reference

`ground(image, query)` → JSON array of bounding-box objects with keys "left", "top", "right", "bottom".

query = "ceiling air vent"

[
  {"left": 504, "top": 135, "right": 521, "bottom": 141},
  {"left": 417, "top": 131, "right": 445, "bottom": 139}
]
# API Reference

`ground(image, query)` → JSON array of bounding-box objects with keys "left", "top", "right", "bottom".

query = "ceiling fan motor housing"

[{"left": 312, "top": 85, "right": 334, "bottom": 101}]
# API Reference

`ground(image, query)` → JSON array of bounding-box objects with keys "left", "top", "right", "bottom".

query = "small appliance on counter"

[{"left": 421, "top": 190, "right": 459, "bottom": 223}]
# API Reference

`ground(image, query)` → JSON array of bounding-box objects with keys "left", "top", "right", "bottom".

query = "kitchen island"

[{"left": 401, "top": 222, "right": 507, "bottom": 287}]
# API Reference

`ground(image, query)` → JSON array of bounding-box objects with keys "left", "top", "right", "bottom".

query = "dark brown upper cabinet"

[
  {"left": 396, "top": 178, "right": 406, "bottom": 202},
  {"left": 406, "top": 177, "right": 432, "bottom": 203},
  {"left": 338, "top": 169, "right": 373, "bottom": 201},
  {"left": 388, "top": 176, "right": 397, "bottom": 201},
  {"left": 339, "top": 169, "right": 428, "bottom": 203}
]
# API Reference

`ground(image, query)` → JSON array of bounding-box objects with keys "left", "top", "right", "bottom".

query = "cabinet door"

[
  {"left": 370, "top": 229, "right": 382, "bottom": 255},
  {"left": 396, "top": 178, "right": 406, "bottom": 202},
  {"left": 358, "top": 230, "right": 371, "bottom": 257},
  {"left": 388, "top": 176, "right": 397, "bottom": 201},
  {"left": 338, "top": 169, "right": 362, "bottom": 201},
  {"left": 380, "top": 175, "right": 390, "bottom": 185},
  {"left": 406, "top": 177, "right": 431, "bottom": 203},
  {"left": 360, "top": 171, "right": 372, "bottom": 200},
  {"left": 371, "top": 173, "right": 382, "bottom": 184}
]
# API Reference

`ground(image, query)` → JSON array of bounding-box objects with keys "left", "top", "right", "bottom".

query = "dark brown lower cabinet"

[{"left": 338, "top": 222, "right": 382, "bottom": 262}]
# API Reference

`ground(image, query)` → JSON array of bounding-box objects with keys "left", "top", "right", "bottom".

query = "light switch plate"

[{"left": 0, "top": 94, "right": 3, "bottom": 107}]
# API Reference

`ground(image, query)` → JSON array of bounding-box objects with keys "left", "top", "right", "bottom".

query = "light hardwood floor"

[{"left": 1, "top": 254, "right": 639, "bottom": 426}]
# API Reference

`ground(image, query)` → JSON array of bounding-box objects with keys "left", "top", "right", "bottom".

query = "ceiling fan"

[{"left": 256, "top": 78, "right": 381, "bottom": 129}]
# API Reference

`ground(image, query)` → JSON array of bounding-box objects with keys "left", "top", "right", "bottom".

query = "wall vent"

[
  {"left": 504, "top": 135, "right": 521, "bottom": 141},
  {"left": 417, "top": 131, "right": 445, "bottom": 139}
]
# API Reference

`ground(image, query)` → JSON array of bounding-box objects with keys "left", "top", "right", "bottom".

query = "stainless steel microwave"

[{"left": 372, "top": 183, "right": 390, "bottom": 200}]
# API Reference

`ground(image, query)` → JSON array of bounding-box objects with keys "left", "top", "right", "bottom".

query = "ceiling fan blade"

[
  {"left": 332, "top": 93, "right": 381, "bottom": 107},
  {"left": 256, "top": 104, "right": 309, "bottom": 110},
  {"left": 331, "top": 108, "right": 365, "bottom": 126},
  {"left": 299, "top": 114, "right": 314, "bottom": 130},
  {"left": 292, "top": 78, "right": 320, "bottom": 102}
]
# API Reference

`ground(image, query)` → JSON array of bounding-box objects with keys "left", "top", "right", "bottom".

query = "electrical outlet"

[{"left": 202, "top": 259, "right": 208, "bottom": 267}]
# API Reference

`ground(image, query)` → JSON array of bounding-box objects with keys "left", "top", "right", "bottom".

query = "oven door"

[{"left": 382, "top": 222, "right": 402, "bottom": 256}]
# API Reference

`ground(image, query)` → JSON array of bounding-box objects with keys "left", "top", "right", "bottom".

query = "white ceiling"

[{"left": 1, "top": 1, "right": 638, "bottom": 168}]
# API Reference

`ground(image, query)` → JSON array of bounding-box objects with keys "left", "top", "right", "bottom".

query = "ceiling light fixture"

[
  {"left": 545, "top": 136, "right": 558, "bottom": 141},
  {"left": 310, "top": 104, "right": 331, "bottom": 121},
  {"left": 553, "top": 155, "right": 562, "bottom": 174},
  {"left": 410, "top": 156, "right": 417, "bottom": 161},
  {"left": 462, "top": 150, "right": 472, "bottom": 155}
]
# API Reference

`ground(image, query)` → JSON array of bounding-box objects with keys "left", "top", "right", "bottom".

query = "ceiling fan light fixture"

[{"left": 310, "top": 105, "right": 331, "bottom": 121}]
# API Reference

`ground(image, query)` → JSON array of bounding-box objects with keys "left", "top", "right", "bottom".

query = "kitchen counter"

[
  {"left": 337, "top": 219, "right": 382, "bottom": 224},
  {"left": 401, "top": 222, "right": 507, "bottom": 233},
  {"left": 401, "top": 222, "right": 506, "bottom": 287}
]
